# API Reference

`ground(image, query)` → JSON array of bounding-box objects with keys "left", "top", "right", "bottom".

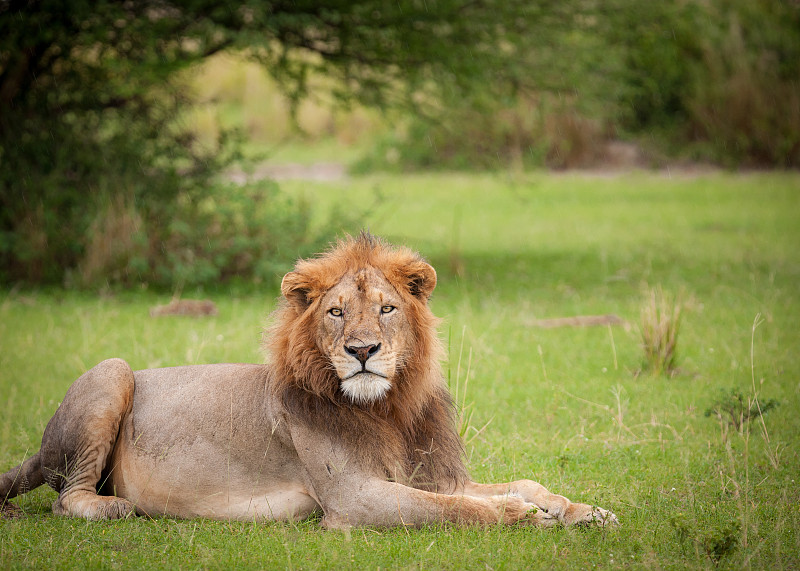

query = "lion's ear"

[
  {"left": 281, "top": 271, "right": 313, "bottom": 312},
  {"left": 403, "top": 261, "right": 437, "bottom": 301}
]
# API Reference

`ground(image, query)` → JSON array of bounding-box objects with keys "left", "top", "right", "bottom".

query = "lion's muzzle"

[{"left": 344, "top": 342, "right": 382, "bottom": 366}]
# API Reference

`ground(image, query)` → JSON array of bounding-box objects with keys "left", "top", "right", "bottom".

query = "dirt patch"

[
  {"left": 525, "top": 314, "right": 629, "bottom": 329},
  {"left": 150, "top": 299, "right": 218, "bottom": 317},
  {"left": 228, "top": 162, "right": 347, "bottom": 183}
]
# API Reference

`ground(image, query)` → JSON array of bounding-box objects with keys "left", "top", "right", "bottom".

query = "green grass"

[{"left": 2, "top": 171, "right": 799, "bottom": 569}]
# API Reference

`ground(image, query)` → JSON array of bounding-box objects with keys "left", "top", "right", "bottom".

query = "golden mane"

[{"left": 265, "top": 233, "right": 467, "bottom": 490}]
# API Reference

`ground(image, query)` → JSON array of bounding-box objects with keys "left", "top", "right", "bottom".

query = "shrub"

[
  {"left": 612, "top": 0, "right": 800, "bottom": 167},
  {"left": 1, "top": 0, "right": 564, "bottom": 287},
  {"left": 353, "top": 94, "right": 612, "bottom": 172},
  {"left": 75, "top": 180, "right": 358, "bottom": 290},
  {"left": 354, "top": 0, "right": 800, "bottom": 171},
  {"left": 0, "top": 102, "right": 230, "bottom": 286},
  {"left": 685, "top": 2, "right": 800, "bottom": 167},
  {"left": 704, "top": 388, "right": 779, "bottom": 432}
]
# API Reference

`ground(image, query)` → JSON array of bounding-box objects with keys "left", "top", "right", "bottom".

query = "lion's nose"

[{"left": 345, "top": 343, "right": 381, "bottom": 365}]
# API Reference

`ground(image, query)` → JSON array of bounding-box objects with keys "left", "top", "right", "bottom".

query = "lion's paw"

[
  {"left": 54, "top": 493, "right": 136, "bottom": 520},
  {"left": 100, "top": 497, "right": 136, "bottom": 519},
  {"left": 564, "top": 502, "right": 619, "bottom": 527},
  {"left": 591, "top": 506, "right": 619, "bottom": 527},
  {"left": 537, "top": 494, "right": 570, "bottom": 520},
  {"left": 521, "top": 504, "right": 561, "bottom": 528}
]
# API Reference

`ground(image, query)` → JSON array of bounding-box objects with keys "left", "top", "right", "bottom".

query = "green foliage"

[
  {"left": 0, "top": 0, "right": 544, "bottom": 287},
  {"left": 1, "top": 1, "right": 798, "bottom": 291},
  {"left": 685, "top": 0, "right": 800, "bottom": 166},
  {"left": 356, "top": 0, "right": 800, "bottom": 171},
  {"left": 354, "top": 3, "right": 625, "bottom": 171},
  {"left": 354, "top": 95, "right": 612, "bottom": 172},
  {"left": 0, "top": 1, "right": 239, "bottom": 285},
  {"left": 705, "top": 389, "right": 780, "bottom": 432},
  {"left": 76, "top": 180, "right": 359, "bottom": 289},
  {"left": 612, "top": 0, "right": 800, "bottom": 166},
  {"left": 2, "top": 171, "right": 799, "bottom": 568},
  {"left": 671, "top": 513, "right": 740, "bottom": 564},
  {"left": 593, "top": 0, "right": 800, "bottom": 167}
]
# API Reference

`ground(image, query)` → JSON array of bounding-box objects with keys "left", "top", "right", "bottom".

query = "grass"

[
  {"left": 640, "top": 286, "right": 682, "bottom": 377},
  {"left": 2, "top": 171, "right": 799, "bottom": 569}
]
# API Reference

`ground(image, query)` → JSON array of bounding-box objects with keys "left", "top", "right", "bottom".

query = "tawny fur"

[
  {"left": 0, "top": 232, "right": 618, "bottom": 529},
  {"left": 266, "top": 233, "right": 466, "bottom": 490}
]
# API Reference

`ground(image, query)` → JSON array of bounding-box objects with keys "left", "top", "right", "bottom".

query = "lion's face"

[
  {"left": 274, "top": 234, "right": 439, "bottom": 407},
  {"left": 317, "top": 267, "right": 413, "bottom": 404}
]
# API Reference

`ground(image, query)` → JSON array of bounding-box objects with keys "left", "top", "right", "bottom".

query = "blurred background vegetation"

[{"left": 1, "top": 0, "right": 798, "bottom": 289}]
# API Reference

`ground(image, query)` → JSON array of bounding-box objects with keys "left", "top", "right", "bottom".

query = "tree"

[
  {"left": 4, "top": 1, "right": 796, "bottom": 287},
  {"left": 0, "top": 0, "right": 540, "bottom": 285}
]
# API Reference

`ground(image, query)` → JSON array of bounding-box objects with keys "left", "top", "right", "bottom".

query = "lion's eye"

[
  {"left": 381, "top": 305, "right": 396, "bottom": 314},
  {"left": 329, "top": 308, "right": 343, "bottom": 317}
]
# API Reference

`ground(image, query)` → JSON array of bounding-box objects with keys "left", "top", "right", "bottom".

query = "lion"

[{"left": 0, "top": 233, "right": 617, "bottom": 528}]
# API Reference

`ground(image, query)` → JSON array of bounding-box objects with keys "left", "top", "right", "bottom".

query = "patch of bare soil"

[
  {"left": 525, "top": 314, "right": 629, "bottom": 329},
  {"left": 150, "top": 299, "right": 218, "bottom": 317},
  {"left": 228, "top": 162, "right": 347, "bottom": 183},
  {"left": 225, "top": 141, "right": 721, "bottom": 183}
]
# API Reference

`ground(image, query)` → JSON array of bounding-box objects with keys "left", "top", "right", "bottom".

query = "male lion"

[{"left": 0, "top": 233, "right": 617, "bottom": 528}]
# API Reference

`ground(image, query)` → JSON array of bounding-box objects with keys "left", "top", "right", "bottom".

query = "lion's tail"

[{"left": 1, "top": 452, "right": 44, "bottom": 509}]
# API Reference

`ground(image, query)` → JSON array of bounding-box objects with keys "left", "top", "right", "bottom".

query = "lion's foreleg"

[
  {"left": 462, "top": 480, "right": 618, "bottom": 527},
  {"left": 463, "top": 480, "right": 567, "bottom": 515},
  {"left": 319, "top": 480, "right": 559, "bottom": 529},
  {"left": 428, "top": 489, "right": 560, "bottom": 527}
]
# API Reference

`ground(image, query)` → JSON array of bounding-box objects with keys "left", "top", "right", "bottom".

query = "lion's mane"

[{"left": 265, "top": 233, "right": 467, "bottom": 491}]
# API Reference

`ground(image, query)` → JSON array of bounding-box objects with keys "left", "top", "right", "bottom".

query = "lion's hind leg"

[{"left": 40, "top": 358, "right": 136, "bottom": 520}]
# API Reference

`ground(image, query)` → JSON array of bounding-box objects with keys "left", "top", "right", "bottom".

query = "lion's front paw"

[
  {"left": 490, "top": 494, "right": 559, "bottom": 528},
  {"left": 537, "top": 494, "right": 569, "bottom": 520},
  {"left": 564, "top": 502, "right": 619, "bottom": 527},
  {"left": 521, "top": 504, "right": 561, "bottom": 528},
  {"left": 590, "top": 506, "right": 619, "bottom": 527}
]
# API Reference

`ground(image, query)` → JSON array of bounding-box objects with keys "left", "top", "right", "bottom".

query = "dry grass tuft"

[
  {"left": 640, "top": 286, "right": 682, "bottom": 376},
  {"left": 78, "top": 195, "right": 145, "bottom": 288}
]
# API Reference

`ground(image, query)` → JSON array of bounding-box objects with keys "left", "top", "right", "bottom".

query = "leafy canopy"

[{"left": 0, "top": 0, "right": 532, "bottom": 285}]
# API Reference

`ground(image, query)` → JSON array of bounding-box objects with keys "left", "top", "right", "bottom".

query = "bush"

[
  {"left": 354, "top": 0, "right": 800, "bottom": 172},
  {"left": 0, "top": 102, "right": 230, "bottom": 286},
  {"left": 684, "top": 1, "right": 800, "bottom": 166},
  {"left": 612, "top": 0, "right": 800, "bottom": 167},
  {"left": 354, "top": 94, "right": 614, "bottom": 172},
  {"left": 75, "top": 180, "right": 358, "bottom": 290},
  {"left": 1, "top": 0, "right": 551, "bottom": 288}
]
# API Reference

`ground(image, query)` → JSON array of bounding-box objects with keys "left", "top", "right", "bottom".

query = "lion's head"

[
  {"left": 268, "top": 232, "right": 442, "bottom": 412},
  {"left": 267, "top": 233, "right": 467, "bottom": 488}
]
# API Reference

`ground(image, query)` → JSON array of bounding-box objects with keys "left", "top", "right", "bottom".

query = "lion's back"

[{"left": 126, "top": 364, "right": 277, "bottom": 452}]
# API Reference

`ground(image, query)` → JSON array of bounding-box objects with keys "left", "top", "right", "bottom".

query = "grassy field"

[{"left": 1, "top": 171, "right": 799, "bottom": 569}]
